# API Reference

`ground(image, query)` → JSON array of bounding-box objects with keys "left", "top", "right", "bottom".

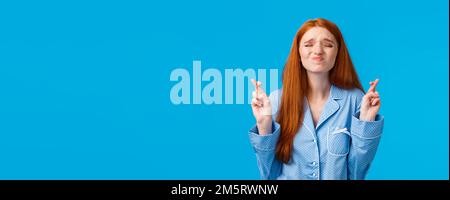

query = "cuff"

[
  {"left": 248, "top": 121, "right": 281, "bottom": 151},
  {"left": 351, "top": 111, "right": 384, "bottom": 139}
]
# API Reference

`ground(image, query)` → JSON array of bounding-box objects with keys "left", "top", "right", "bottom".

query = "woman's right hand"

[{"left": 251, "top": 79, "right": 273, "bottom": 135}]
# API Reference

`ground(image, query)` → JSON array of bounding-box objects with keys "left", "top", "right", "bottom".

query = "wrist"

[
  {"left": 257, "top": 120, "right": 272, "bottom": 135},
  {"left": 359, "top": 113, "right": 375, "bottom": 121}
]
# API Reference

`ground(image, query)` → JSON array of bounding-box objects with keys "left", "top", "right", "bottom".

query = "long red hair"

[{"left": 275, "top": 18, "right": 364, "bottom": 163}]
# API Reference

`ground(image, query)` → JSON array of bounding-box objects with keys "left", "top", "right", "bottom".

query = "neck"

[{"left": 307, "top": 72, "right": 331, "bottom": 101}]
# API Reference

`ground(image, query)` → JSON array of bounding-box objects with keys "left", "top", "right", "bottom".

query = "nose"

[{"left": 312, "top": 44, "right": 324, "bottom": 55}]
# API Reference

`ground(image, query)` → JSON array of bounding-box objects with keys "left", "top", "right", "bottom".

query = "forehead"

[{"left": 301, "top": 27, "right": 336, "bottom": 43}]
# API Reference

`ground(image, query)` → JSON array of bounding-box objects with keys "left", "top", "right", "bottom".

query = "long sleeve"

[
  {"left": 248, "top": 120, "right": 282, "bottom": 180},
  {"left": 347, "top": 111, "right": 384, "bottom": 180}
]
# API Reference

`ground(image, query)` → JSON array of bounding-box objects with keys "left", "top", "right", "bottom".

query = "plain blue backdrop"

[{"left": 0, "top": 0, "right": 448, "bottom": 179}]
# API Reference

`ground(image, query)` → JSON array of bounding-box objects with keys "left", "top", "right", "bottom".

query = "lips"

[{"left": 312, "top": 56, "right": 324, "bottom": 62}]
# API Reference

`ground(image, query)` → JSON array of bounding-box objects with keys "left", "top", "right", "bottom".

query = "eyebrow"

[
  {"left": 323, "top": 38, "right": 335, "bottom": 44},
  {"left": 304, "top": 39, "right": 315, "bottom": 43},
  {"left": 303, "top": 38, "right": 335, "bottom": 44}
]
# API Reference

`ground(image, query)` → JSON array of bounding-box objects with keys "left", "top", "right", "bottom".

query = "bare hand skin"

[
  {"left": 250, "top": 79, "right": 272, "bottom": 135},
  {"left": 360, "top": 79, "right": 381, "bottom": 121}
]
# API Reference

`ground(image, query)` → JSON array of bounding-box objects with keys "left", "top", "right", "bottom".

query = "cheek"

[
  {"left": 326, "top": 49, "right": 338, "bottom": 62},
  {"left": 299, "top": 48, "right": 310, "bottom": 59}
]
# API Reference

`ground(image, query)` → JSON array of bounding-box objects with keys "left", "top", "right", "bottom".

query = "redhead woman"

[{"left": 249, "top": 18, "right": 384, "bottom": 180}]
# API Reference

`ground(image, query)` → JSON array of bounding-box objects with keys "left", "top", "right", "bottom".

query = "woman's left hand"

[{"left": 360, "top": 79, "right": 381, "bottom": 121}]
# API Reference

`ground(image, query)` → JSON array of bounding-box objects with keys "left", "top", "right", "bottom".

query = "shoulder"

[
  {"left": 347, "top": 87, "right": 365, "bottom": 101},
  {"left": 332, "top": 85, "right": 365, "bottom": 111},
  {"left": 333, "top": 85, "right": 364, "bottom": 100}
]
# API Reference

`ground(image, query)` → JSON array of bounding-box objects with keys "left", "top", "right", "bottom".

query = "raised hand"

[
  {"left": 250, "top": 79, "right": 273, "bottom": 135},
  {"left": 360, "top": 79, "right": 381, "bottom": 121}
]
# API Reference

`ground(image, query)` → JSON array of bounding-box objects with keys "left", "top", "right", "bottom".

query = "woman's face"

[{"left": 299, "top": 27, "right": 338, "bottom": 74}]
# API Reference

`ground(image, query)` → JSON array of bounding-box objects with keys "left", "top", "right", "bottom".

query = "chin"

[
  {"left": 306, "top": 66, "right": 330, "bottom": 73},
  {"left": 304, "top": 64, "right": 332, "bottom": 73}
]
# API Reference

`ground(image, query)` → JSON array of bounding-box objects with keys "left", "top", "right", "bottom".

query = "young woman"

[{"left": 249, "top": 18, "right": 384, "bottom": 180}]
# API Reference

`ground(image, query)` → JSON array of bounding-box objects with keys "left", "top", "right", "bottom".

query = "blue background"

[{"left": 0, "top": 0, "right": 448, "bottom": 180}]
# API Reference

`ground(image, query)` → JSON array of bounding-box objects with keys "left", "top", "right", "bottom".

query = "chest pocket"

[{"left": 327, "top": 127, "right": 351, "bottom": 156}]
